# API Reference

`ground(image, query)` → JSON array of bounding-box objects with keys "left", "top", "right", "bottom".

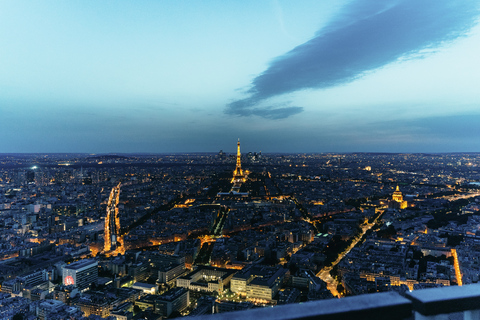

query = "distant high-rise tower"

[
  {"left": 231, "top": 139, "right": 246, "bottom": 184},
  {"left": 218, "top": 149, "right": 225, "bottom": 160}
]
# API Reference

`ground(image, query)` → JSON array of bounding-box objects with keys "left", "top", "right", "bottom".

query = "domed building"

[
  {"left": 392, "top": 185, "right": 403, "bottom": 203},
  {"left": 390, "top": 185, "right": 408, "bottom": 209}
]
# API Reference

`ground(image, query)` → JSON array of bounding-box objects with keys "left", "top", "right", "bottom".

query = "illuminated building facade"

[
  {"left": 132, "top": 282, "right": 158, "bottom": 295},
  {"left": 231, "top": 265, "right": 287, "bottom": 301},
  {"left": 104, "top": 182, "right": 121, "bottom": 252},
  {"left": 62, "top": 258, "right": 98, "bottom": 291},
  {"left": 176, "top": 266, "right": 235, "bottom": 293},
  {"left": 391, "top": 185, "right": 408, "bottom": 209},
  {"left": 392, "top": 186, "right": 403, "bottom": 202},
  {"left": 77, "top": 295, "right": 110, "bottom": 318}
]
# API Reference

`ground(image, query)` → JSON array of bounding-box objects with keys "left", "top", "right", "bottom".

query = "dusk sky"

[{"left": 1, "top": 0, "right": 480, "bottom": 154}]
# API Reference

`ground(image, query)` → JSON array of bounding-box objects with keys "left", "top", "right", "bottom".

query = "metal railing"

[{"left": 189, "top": 284, "right": 480, "bottom": 320}]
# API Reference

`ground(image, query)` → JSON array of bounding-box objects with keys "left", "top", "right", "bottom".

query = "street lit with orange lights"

[
  {"left": 452, "top": 248, "right": 463, "bottom": 286},
  {"left": 317, "top": 212, "right": 383, "bottom": 297}
]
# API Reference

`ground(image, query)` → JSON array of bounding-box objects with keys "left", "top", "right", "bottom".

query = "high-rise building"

[
  {"left": 25, "top": 170, "right": 35, "bottom": 183},
  {"left": 62, "top": 259, "right": 98, "bottom": 291}
]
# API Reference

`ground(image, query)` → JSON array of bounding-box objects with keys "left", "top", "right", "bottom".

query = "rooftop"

[
  {"left": 64, "top": 258, "right": 97, "bottom": 270},
  {"left": 157, "top": 287, "right": 188, "bottom": 302}
]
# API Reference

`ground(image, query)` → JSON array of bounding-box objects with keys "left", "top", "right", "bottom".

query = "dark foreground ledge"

[
  {"left": 189, "top": 284, "right": 480, "bottom": 320},
  {"left": 190, "top": 292, "right": 411, "bottom": 320},
  {"left": 406, "top": 284, "right": 480, "bottom": 317}
]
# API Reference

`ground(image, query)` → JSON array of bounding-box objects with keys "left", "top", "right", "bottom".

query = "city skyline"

[
  {"left": 1, "top": 1, "right": 480, "bottom": 153},
  {"left": 1, "top": 150, "right": 480, "bottom": 317}
]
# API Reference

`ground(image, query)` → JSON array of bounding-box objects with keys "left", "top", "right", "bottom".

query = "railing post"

[
  {"left": 406, "top": 284, "right": 480, "bottom": 320},
  {"left": 414, "top": 312, "right": 448, "bottom": 320},
  {"left": 464, "top": 309, "right": 480, "bottom": 320}
]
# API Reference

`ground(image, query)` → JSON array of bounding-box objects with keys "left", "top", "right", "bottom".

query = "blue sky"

[{"left": 1, "top": 0, "right": 480, "bottom": 153}]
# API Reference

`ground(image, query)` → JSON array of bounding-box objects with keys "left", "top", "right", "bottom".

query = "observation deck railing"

[{"left": 190, "top": 284, "right": 480, "bottom": 320}]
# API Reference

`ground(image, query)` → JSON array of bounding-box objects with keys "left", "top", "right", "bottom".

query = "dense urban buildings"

[{"left": 1, "top": 150, "right": 480, "bottom": 318}]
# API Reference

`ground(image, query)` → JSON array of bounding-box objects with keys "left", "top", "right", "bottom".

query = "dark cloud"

[
  {"left": 227, "top": 98, "right": 303, "bottom": 119},
  {"left": 226, "top": 0, "right": 480, "bottom": 119}
]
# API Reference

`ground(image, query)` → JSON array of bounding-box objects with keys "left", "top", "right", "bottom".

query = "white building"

[{"left": 62, "top": 259, "right": 98, "bottom": 291}]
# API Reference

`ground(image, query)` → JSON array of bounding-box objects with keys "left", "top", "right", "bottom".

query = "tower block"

[{"left": 231, "top": 139, "right": 246, "bottom": 184}]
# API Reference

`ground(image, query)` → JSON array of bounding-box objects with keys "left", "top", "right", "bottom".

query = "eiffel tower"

[{"left": 231, "top": 139, "right": 246, "bottom": 185}]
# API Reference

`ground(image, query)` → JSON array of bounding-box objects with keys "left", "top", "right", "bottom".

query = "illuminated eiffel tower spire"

[{"left": 232, "top": 139, "right": 246, "bottom": 183}]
